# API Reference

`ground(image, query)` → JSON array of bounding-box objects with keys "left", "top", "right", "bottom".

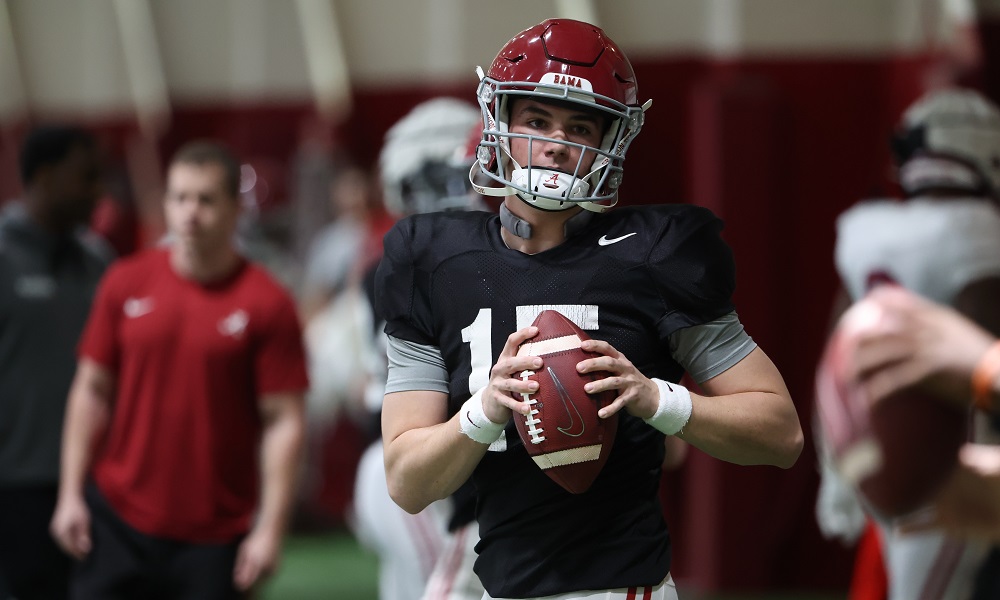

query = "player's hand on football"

[
  {"left": 233, "top": 526, "right": 282, "bottom": 591},
  {"left": 899, "top": 443, "right": 1000, "bottom": 541},
  {"left": 576, "top": 339, "right": 659, "bottom": 420},
  {"left": 850, "top": 286, "right": 994, "bottom": 408},
  {"left": 482, "top": 326, "right": 542, "bottom": 422},
  {"left": 50, "top": 493, "right": 92, "bottom": 560}
]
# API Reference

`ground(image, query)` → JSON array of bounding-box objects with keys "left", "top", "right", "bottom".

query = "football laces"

[{"left": 520, "top": 369, "right": 545, "bottom": 444}]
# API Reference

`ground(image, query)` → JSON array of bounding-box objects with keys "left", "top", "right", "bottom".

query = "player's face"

[
  {"left": 506, "top": 99, "right": 606, "bottom": 177},
  {"left": 45, "top": 144, "right": 103, "bottom": 230},
  {"left": 164, "top": 162, "right": 240, "bottom": 254}
]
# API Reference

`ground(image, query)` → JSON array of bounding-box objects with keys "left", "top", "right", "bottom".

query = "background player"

[
  {"left": 816, "top": 86, "right": 1000, "bottom": 600},
  {"left": 843, "top": 286, "right": 1000, "bottom": 544},
  {"left": 349, "top": 96, "right": 486, "bottom": 600},
  {"left": 377, "top": 18, "right": 802, "bottom": 600}
]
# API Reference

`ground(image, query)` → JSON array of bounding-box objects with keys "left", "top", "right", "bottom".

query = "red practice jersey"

[{"left": 79, "top": 249, "right": 308, "bottom": 542}]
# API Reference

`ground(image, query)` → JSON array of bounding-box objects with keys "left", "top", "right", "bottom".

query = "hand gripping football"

[
  {"left": 513, "top": 310, "right": 618, "bottom": 494},
  {"left": 815, "top": 299, "right": 968, "bottom": 518}
]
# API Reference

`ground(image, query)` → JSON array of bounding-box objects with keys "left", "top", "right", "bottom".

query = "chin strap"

[{"left": 499, "top": 202, "right": 594, "bottom": 240}]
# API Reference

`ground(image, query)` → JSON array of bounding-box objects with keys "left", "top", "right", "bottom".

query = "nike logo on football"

[
  {"left": 123, "top": 297, "right": 155, "bottom": 318},
  {"left": 549, "top": 367, "right": 585, "bottom": 437},
  {"left": 597, "top": 232, "right": 637, "bottom": 246}
]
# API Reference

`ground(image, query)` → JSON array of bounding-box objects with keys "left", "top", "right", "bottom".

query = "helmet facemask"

[
  {"left": 473, "top": 74, "right": 649, "bottom": 213},
  {"left": 398, "top": 159, "right": 487, "bottom": 215},
  {"left": 379, "top": 97, "right": 483, "bottom": 217},
  {"left": 891, "top": 88, "right": 1000, "bottom": 200}
]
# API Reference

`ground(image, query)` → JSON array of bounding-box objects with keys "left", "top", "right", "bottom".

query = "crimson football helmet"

[
  {"left": 891, "top": 87, "right": 1000, "bottom": 199},
  {"left": 471, "top": 19, "right": 652, "bottom": 213}
]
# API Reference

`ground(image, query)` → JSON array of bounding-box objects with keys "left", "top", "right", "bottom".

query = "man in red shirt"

[{"left": 50, "top": 141, "right": 309, "bottom": 599}]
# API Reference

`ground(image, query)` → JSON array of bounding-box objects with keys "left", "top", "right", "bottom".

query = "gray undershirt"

[{"left": 384, "top": 311, "right": 756, "bottom": 394}]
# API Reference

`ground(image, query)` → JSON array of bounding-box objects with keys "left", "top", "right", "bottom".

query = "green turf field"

[
  {"left": 262, "top": 532, "right": 380, "bottom": 600},
  {"left": 262, "top": 530, "right": 845, "bottom": 600}
]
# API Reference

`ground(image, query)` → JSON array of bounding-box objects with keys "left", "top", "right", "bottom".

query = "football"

[
  {"left": 513, "top": 309, "right": 617, "bottom": 494},
  {"left": 815, "top": 299, "right": 968, "bottom": 518}
]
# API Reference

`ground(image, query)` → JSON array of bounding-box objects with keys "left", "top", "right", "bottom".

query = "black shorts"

[
  {"left": 72, "top": 485, "right": 248, "bottom": 600},
  {"left": 0, "top": 484, "right": 71, "bottom": 600}
]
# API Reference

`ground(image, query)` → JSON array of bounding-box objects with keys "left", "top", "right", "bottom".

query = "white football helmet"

[
  {"left": 379, "top": 97, "right": 483, "bottom": 217},
  {"left": 471, "top": 19, "right": 652, "bottom": 213},
  {"left": 891, "top": 87, "right": 1000, "bottom": 198}
]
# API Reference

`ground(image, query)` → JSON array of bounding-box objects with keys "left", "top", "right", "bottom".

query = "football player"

[
  {"left": 350, "top": 97, "right": 487, "bottom": 600},
  {"left": 847, "top": 286, "right": 1000, "bottom": 544},
  {"left": 376, "top": 19, "right": 802, "bottom": 600},
  {"left": 817, "top": 87, "right": 1000, "bottom": 600}
]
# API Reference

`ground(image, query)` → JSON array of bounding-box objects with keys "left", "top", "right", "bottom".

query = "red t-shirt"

[{"left": 79, "top": 249, "right": 309, "bottom": 542}]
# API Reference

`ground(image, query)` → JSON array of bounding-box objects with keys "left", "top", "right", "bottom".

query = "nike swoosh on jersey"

[
  {"left": 123, "top": 297, "right": 155, "bottom": 318},
  {"left": 218, "top": 309, "right": 249, "bottom": 338},
  {"left": 597, "top": 232, "right": 638, "bottom": 246}
]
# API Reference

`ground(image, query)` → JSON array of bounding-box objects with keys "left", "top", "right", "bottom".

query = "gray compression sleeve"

[
  {"left": 385, "top": 313, "right": 755, "bottom": 393},
  {"left": 669, "top": 311, "right": 757, "bottom": 383},
  {"left": 384, "top": 335, "right": 451, "bottom": 394}
]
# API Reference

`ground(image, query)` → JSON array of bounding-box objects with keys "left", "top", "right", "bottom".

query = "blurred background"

[{"left": 2, "top": 0, "right": 999, "bottom": 597}]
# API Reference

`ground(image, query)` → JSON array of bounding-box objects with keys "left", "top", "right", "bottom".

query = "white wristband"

[
  {"left": 458, "top": 388, "right": 507, "bottom": 444},
  {"left": 643, "top": 378, "right": 693, "bottom": 436}
]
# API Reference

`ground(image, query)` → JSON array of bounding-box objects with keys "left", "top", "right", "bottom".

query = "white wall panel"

[
  {"left": 335, "top": 0, "right": 558, "bottom": 85},
  {"left": 148, "top": 0, "right": 228, "bottom": 98},
  {"left": 151, "top": 0, "right": 312, "bottom": 101},
  {"left": 602, "top": 0, "right": 720, "bottom": 56},
  {"left": 740, "top": 0, "right": 894, "bottom": 55},
  {"left": 609, "top": 0, "right": 963, "bottom": 58},
  {"left": 9, "top": 0, "right": 132, "bottom": 116},
  {"left": 0, "top": 0, "right": 28, "bottom": 122},
  {"left": 1, "top": 0, "right": 971, "bottom": 118}
]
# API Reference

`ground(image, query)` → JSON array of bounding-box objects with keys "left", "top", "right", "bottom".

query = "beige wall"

[{"left": 0, "top": 0, "right": 974, "bottom": 122}]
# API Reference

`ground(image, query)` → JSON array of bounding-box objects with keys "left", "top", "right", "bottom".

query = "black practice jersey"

[
  {"left": 375, "top": 204, "right": 736, "bottom": 598},
  {"left": 362, "top": 261, "right": 479, "bottom": 533}
]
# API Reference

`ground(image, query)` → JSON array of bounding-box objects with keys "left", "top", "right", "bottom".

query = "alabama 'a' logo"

[{"left": 542, "top": 173, "right": 561, "bottom": 189}]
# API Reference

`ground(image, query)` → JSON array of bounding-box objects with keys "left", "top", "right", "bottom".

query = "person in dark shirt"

[
  {"left": 0, "top": 125, "right": 110, "bottom": 600},
  {"left": 375, "top": 18, "right": 803, "bottom": 600}
]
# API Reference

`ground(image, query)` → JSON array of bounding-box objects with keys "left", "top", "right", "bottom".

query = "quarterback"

[{"left": 376, "top": 18, "right": 803, "bottom": 600}]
